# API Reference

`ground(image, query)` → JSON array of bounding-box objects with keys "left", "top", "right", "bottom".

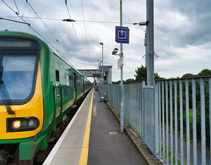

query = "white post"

[{"left": 120, "top": 0, "right": 124, "bottom": 133}]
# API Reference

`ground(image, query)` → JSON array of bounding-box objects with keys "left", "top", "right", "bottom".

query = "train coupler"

[{"left": 0, "top": 149, "right": 8, "bottom": 165}]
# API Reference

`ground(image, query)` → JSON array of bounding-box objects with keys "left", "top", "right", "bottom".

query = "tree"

[
  {"left": 134, "top": 65, "right": 164, "bottom": 82},
  {"left": 154, "top": 72, "right": 165, "bottom": 80},
  {"left": 182, "top": 73, "right": 195, "bottom": 78},
  {"left": 197, "top": 69, "right": 211, "bottom": 76},
  {"left": 134, "top": 65, "right": 147, "bottom": 82},
  {"left": 125, "top": 78, "right": 135, "bottom": 83}
]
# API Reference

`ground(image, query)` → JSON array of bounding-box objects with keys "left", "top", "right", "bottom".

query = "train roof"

[{"left": 0, "top": 30, "right": 84, "bottom": 77}]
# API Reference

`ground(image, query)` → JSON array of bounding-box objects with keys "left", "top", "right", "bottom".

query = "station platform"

[{"left": 43, "top": 88, "right": 150, "bottom": 165}]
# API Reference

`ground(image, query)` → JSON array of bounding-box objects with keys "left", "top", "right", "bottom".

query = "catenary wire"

[
  {"left": 0, "top": 17, "right": 29, "bottom": 25},
  {"left": 65, "top": 0, "right": 87, "bottom": 68},
  {"left": 2, "top": 16, "right": 134, "bottom": 24},
  {"left": 13, "top": 0, "right": 19, "bottom": 15},
  {"left": 27, "top": 2, "right": 80, "bottom": 68},
  {"left": 26, "top": 1, "right": 76, "bottom": 63},
  {"left": 80, "top": 0, "right": 91, "bottom": 67},
  {"left": 22, "top": 0, "right": 28, "bottom": 17},
  {"left": 27, "top": 1, "right": 59, "bottom": 42},
  {"left": 2, "top": 0, "right": 58, "bottom": 52},
  {"left": 2, "top": 0, "right": 79, "bottom": 69}
]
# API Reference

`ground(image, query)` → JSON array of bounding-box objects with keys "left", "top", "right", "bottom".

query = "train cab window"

[
  {"left": 0, "top": 55, "right": 37, "bottom": 103},
  {"left": 55, "top": 70, "right": 60, "bottom": 96}
]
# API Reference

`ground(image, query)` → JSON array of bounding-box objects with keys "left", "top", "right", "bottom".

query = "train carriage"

[{"left": 0, "top": 30, "right": 92, "bottom": 165}]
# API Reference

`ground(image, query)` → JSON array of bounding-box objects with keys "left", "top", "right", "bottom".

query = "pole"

[
  {"left": 146, "top": 0, "right": 154, "bottom": 86},
  {"left": 143, "top": 0, "right": 157, "bottom": 155},
  {"left": 120, "top": 0, "right": 124, "bottom": 132}
]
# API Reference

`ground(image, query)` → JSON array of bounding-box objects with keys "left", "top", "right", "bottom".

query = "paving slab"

[{"left": 88, "top": 90, "right": 148, "bottom": 165}]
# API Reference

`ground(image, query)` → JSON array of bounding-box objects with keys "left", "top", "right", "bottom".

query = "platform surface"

[
  {"left": 88, "top": 90, "right": 148, "bottom": 165},
  {"left": 43, "top": 89, "right": 93, "bottom": 165},
  {"left": 44, "top": 89, "right": 148, "bottom": 165}
]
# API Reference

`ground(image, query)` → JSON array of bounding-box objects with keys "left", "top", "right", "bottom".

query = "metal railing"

[
  {"left": 98, "top": 76, "right": 211, "bottom": 165},
  {"left": 157, "top": 78, "right": 210, "bottom": 165},
  {"left": 99, "top": 83, "right": 143, "bottom": 138}
]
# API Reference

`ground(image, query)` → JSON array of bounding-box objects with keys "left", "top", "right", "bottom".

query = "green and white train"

[{"left": 0, "top": 30, "right": 92, "bottom": 165}]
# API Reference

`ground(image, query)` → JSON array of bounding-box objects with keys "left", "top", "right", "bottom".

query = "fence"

[{"left": 98, "top": 76, "right": 211, "bottom": 165}]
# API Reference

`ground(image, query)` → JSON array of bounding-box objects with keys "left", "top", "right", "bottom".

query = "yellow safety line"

[{"left": 79, "top": 89, "right": 94, "bottom": 165}]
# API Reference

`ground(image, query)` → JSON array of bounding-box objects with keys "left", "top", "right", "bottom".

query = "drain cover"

[{"left": 109, "top": 132, "right": 117, "bottom": 135}]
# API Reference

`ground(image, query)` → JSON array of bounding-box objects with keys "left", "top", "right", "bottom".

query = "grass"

[
  {"left": 163, "top": 123, "right": 210, "bottom": 155},
  {"left": 161, "top": 143, "right": 184, "bottom": 165}
]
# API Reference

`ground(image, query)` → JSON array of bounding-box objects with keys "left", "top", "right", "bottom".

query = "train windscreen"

[{"left": 0, "top": 55, "right": 37, "bottom": 102}]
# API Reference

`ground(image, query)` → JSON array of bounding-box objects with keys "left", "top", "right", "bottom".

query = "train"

[{"left": 0, "top": 30, "right": 92, "bottom": 165}]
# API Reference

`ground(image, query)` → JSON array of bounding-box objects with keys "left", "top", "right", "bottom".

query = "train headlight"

[
  {"left": 7, "top": 117, "right": 40, "bottom": 132},
  {"left": 28, "top": 120, "right": 34, "bottom": 126},
  {"left": 13, "top": 120, "right": 21, "bottom": 129}
]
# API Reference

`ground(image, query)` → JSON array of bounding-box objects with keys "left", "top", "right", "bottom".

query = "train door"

[
  {"left": 83, "top": 78, "right": 85, "bottom": 94},
  {"left": 73, "top": 73, "right": 77, "bottom": 104},
  {"left": 51, "top": 61, "right": 62, "bottom": 127}
]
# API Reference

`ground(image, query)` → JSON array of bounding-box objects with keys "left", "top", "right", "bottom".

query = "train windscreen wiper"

[{"left": 0, "top": 66, "right": 15, "bottom": 115}]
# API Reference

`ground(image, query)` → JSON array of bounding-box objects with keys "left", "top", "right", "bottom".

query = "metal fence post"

[
  {"left": 142, "top": 81, "right": 145, "bottom": 140},
  {"left": 155, "top": 82, "right": 159, "bottom": 155}
]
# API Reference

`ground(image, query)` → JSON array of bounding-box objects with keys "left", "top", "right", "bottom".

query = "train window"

[
  {"left": 0, "top": 55, "right": 37, "bottom": 101},
  {"left": 55, "top": 70, "right": 60, "bottom": 96},
  {"left": 66, "top": 75, "right": 69, "bottom": 86},
  {"left": 68, "top": 76, "right": 71, "bottom": 94},
  {"left": 69, "top": 75, "right": 73, "bottom": 94},
  {"left": 64, "top": 74, "right": 71, "bottom": 96},
  {"left": 0, "top": 37, "right": 38, "bottom": 48},
  {"left": 55, "top": 70, "right": 59, "bottom": 82}
]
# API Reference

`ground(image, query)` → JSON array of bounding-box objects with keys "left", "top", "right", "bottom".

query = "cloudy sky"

[{"left": 0, "top": 0, "right": 211, "bottom": 81}]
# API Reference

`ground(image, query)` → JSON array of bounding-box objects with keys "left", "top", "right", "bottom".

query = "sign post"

[
  {"left": 117, "top": 56, "right": 124, "bottom": 69},
  {"left": 115, "top": 0, "right": 130, "bottom": 133}
]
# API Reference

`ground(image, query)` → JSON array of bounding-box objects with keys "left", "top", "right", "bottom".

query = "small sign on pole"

[
  {"left": 117, "top": 56, "right": 124, "bottom": 69},
  {"left": 115, "top": 26, "right": 129, "bottom": 43}
]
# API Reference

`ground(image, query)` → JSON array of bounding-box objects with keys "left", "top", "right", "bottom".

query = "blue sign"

[{"left": 115, "top": 26, "right": 129, "bottom": 43}]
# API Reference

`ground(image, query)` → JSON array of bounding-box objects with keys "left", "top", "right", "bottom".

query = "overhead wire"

[
  {"left": 27, "top": 1, "right": 59, "bottom": 42},
  {"left": 2, "top": 0, "right": 57, "bottom": 51},
  {"left": 2, "top": 0, "right": 79, "bottom": 68},
  {"left": 2, "top": 16, "right": 134, "bottom": 24},
  {"left": 13, "top": 0, "right": 19, "bottom": 15},
  {"left": 65, "top": 0, "right": 87, "bottom": 68},
  {"left": 0, "top": 17, "right": 30, "bottom": 25},
  {"left": 80, "top": 0, "right": 91, "bottom": 67},
  {"left": 22, "top": 0, "right": 28, "bottom": 17},
  {"left": 25, "top": 1, "right": 79, "bottom": 68}
]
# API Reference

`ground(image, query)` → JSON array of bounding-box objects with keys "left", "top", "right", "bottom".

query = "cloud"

[{"left": 0, "top": 0, "right": 210, "bottom": 82}]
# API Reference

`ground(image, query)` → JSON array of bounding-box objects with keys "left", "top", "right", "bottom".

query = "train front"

[{"left": 0, "top": 32, "right": 44, "bottom": 164}]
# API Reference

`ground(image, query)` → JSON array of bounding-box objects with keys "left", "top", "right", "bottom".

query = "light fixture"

[
  {"left": 13, "top": 120, "right": 21, "bottom": 129},
  {"left": 7, "top": 117, "right": 40, "bottom": 132},
  {"left": 62, "top": 19, "right": 76, "bottom": 22},
  {"left": 133, "top": 21, "right": 148, "bottom": 26},
  {"left": 112, "top": 48, "right": 118, "bottom": 55},
  {"left": 112, "top": 48, "right": 123, "bottom": 57}
]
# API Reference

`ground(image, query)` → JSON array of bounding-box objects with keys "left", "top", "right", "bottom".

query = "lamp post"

[
  {"left": 97, "top": 60, "right": 102, "bottom": 84},
  {"left": 99, "top": 42, "right": 104, "bottom": 84}
]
